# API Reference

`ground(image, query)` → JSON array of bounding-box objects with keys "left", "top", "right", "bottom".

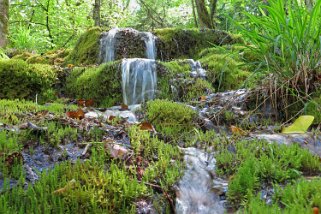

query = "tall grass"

[{"left": 237, "top": 0, "right": 321, "bottom": 118}]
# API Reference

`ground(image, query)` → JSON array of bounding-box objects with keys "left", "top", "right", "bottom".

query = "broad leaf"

[{"left": 282, "top": 115, "right": 314, "bottom": 134}]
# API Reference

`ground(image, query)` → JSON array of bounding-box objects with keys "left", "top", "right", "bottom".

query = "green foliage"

[
  {"left": 304, "top": 98, "right": 321, "bottom": 124},
  {"left": 0, "top": 59, "right": 57, "bottom": 101},
  {"left": 146, "top": 99, "right": 196, "bottom": 139},
  {"left": 65, "top": 61, "right": 122, "bottom": 107},
  {"left": 66, "top": 27, "right": 102, "bottom": 65},
  {"left": 9, "top": 0, "right": 94, "bottom": 52},
  {"left": 238, "top": 0, "right": 321, "bottom": 93}
]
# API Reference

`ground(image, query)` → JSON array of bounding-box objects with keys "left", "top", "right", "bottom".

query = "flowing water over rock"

[
  {"left": 186, "top": 59, "right": 207, "bottom": 78},
  {"left": 121, "top": 58, "right": 157, "bottom": 105},
  {"left": 176, "top": 147, "right": 226, "bottom": 214},
  {"left": 100, "top": 28, "right": 119, "bottom": 63},
  {"left": 100, "top": 28, "right": 157, "bottom": 63},
  {"left": 142, "top": 32, "right": 156, "bottom": 60}
]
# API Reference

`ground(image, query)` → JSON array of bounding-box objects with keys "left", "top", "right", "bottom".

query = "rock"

[{"left": 104, "top": 109, "right": 137, "bottom": 123}]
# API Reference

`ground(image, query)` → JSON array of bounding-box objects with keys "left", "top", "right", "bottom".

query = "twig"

[{"left": 81, "top": 143, "right": 91, "bottom": 156}]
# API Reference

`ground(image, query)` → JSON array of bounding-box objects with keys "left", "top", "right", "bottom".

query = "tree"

[
  {"left": 93, "top": 0, "right": 101, "bottom": 26},
  {"left": 193, "top": 0, "right": 218, "bottom": 29},
  {"left": 0, "top": 0, "right": 9, "bottom": 47}
]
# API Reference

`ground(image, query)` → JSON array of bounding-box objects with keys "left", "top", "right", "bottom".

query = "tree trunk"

[
  {"left": 93, "top": 0, "right": 101, "bottom": 26},
  {"left": 194, "top": 0, "right": 214, "bottom": 29},
  {"left": 0, "top": 0, "right": 9, "bottom": 47}
]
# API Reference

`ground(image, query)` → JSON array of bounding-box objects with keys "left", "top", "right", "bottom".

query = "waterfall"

[
  {"left": 142, "top": 32, "right": 156, "bottom": 60},
  {"left": 100, "top": 28, "right": 119, "bottom": 63},
  {"left": 186, "top": 59, "right": 207, "bottom": 78},
  {"left": 121, "top": 58, "right": 157, "bottom": 105}
]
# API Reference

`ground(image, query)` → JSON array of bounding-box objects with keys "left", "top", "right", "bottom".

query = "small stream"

[{"left": 176, "top": 147, "right": 227, "bottom": 214}]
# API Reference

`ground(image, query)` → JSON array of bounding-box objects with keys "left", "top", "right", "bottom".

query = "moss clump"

[
  {"left": 215, "top": 139, "right": 321, "bottom": 208},
  {"left": 65, "top": 61, "right": 122, "bottom": 107},
  {"left": 157, "top": 60, "right": 213, "bottom": 101},
  {"left": 0, "top": 59, "right": 57, "bottom": 100},
  {"left": 304, "top": 98, "right": 321, "bottom": 124},
  {"left": 146, "top": 99, "right": 196, "bottom": 139},
  {"left": 154, "top": 28, "right": 241, "bottom": 60},
  {"left": 66, "top": 27, "right": 102, "bottom": 65},
  {"left": 0, "top": 49, "right": 8, "bottom": 59},
  {"left": 198, "top": 47, "right": 251, "bottom": 91}
]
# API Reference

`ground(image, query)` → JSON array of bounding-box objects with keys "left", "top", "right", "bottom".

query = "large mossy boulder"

[
  {"left": 66, "top": 27, "right": 102, "bottom": 65},
  {"left": 154, "top": 28, "right": 242, "bottom": 60},
  {"left": 0, "top": 59, "right": 56, "bottom": 100},
  {"left": 66, "top": 27, "right": 241, "bottom": 65}
]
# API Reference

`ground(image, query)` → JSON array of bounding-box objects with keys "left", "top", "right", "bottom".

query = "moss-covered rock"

[
  {"left": 0, "top": 49, "right": 8, "bottom": 59},
  {"left": 66, "top": 27, "right": 241, "bottom": 65},
  {"left": 304, "top": 98, "right": 321, "bottom": 124},
  {"left": 66, "top": 27, "right": 102, "bottom": 65},
  {"left": 65, "top": 61, "right": 122, "bottom": 107},
  {"left": 154, "top": 28, "right": 242, "bottom": 60},
  {"left": 198, "top": 47, "right": 251, "bottom": 91},
  {"left": 0, "top": 59, "right": 57, "bottom": 100},
  {"left": 146, "top": 99, "right": 196, "bottom": 139}
]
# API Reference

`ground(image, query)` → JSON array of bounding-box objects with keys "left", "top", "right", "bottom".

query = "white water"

[
  {"left": 121, "top": 58, "right": 157, "bottom": 105},
  {"left": 187, "top": 59, "right": 207, "bottom": 78},
  {"left": 176, "top": 148, "right": 225, "bottom": 214},
  {"left": 143, "top": 32, "right": 156, "bottom": 60},
  {"left": 100, "top": 28, "right": 119, "bottom": 63}
]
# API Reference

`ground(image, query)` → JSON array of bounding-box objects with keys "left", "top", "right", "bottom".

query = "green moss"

[
  {"left": 0, "top": 59, "right": 57, "bottom": 100},
  {"left": 0, "top": 48, "right": 8, "bottom": 59},
  {"left": 198, "top": 48, "right": 251, "bottom": 91},
  {"left": 0, "top": 99, "right": 77, "bottom": 125},
  {"left": 65, "top": 61, "right": 122, "bottom": 107},
  {"left": 146, "top": 99, "right": 196, "bottom": 139},
  {"left": 215, "top": 139, "right": 321, "bottom": 209},
  {"left": 183, "top": 78, "right": 213, "bottom": 101},
  {"left": 154, "top": 28, "right": 241, "bottom": 60},
  {"left": 66, "top": 27, "right": 102, "bottom": 65},
  {"left": 0, "top": 125, "right": 182, "bottom": 213},
  {"left": 12, "top": 52, "right": 34, "bottom": 61},
  {"left": 304, "top": 98, "right": 321, "bottom": 124}
]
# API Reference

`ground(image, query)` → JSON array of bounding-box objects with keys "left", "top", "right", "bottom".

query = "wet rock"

[{"left": 251, "top": 133, "right": 321, "bottom": 157}]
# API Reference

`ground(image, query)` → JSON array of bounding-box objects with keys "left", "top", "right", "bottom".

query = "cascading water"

[
  {"left": 121, "top": 58, "right": 157, "bottom": 105},
  {"left": 186, "top": 59, "right": 207, "bottom": 78},
  {"left": 176, "top": 148, "right": 226, "bottom": 214},
  {"left": 142, "top": 32, "right": 156, "bottom": 60},
  {"left": 100, "top": 28, "right": 119, "bottom": 63}
]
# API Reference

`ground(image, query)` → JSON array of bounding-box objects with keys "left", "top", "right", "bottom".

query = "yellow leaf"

[{"left": 281, "top": 115, "right": 314, "bottom": 134}]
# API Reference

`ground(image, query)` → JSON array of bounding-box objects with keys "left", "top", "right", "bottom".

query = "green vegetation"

[
  {"left": 154, "top": 28, "right": 241, "bottom": 60},
  {"left": 0, "top": 59, "right": 57, "bottom": 101},
  {"left": 0, "top": 125, "right": 182, "bottom": 213},
  {"left": 198, "top": 46, "right": 252, "bottom": 91},
  {"left": 0, "top": 99, "right": 77, "bottom": 125},
  {"left": 146, "top": 99, "right": 196, "bottom": 139},
  {"left": 65, "top": 61, "right": 122, "bottom": 107},
  {"left": 304, "top": 98, "right": 321, "bottom": 124},
  {"left": 66, "top": 27, "right": 102, "bottom": 65},
  {"left": 214, "top": 139, "right": 321, "bottom": 208}
]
